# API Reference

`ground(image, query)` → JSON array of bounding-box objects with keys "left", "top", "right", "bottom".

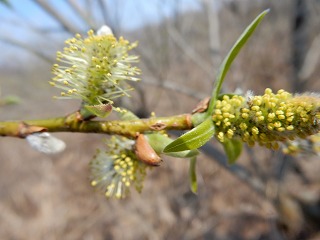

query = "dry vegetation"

[{"left": 0, "top": 1, "right": 319, "bottom": 239}]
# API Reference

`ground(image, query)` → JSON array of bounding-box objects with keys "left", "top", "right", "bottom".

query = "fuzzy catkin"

[
  {"left": 212, "top": 88, "right": 320, "bottom": 149},
  {"left": 50, "top": 28, "right": 140, "bottom": 106}
]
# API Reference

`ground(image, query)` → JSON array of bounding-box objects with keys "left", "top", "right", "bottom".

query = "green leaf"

[
  {"left": 84, "top": 103, "right": 112, "bottom": 118},
  {"left": 146, "top": 133, "right": 199, "bottom": 158},
  {"left": 189, "top": 156, "right": 198, "bottom": 194},
  {"left": 163, "top": 117, "right": 215, "bottom": 153},
  {"left": 166, "top": 149, "right": 199, "bottom": 158},
  {"left": 222, "top": 138, "right": 243, "bottom": 164},
  {"left": 118, "top": 109, "right": 139, "bottom": 120},
  {"left": 207, "top": 9, "right": 269, "bottom": 115}
]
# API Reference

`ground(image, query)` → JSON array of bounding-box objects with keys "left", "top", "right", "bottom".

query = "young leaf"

[
  {"left": 118, "top": 109, "right": 139, "bottom": 120},
  {"left": 163, "top": 117, "right": 215, "bottom": 153},
  {"left": 84, "top": 104, "right": 112, "bottom": 118},
  {"left": 207, "top": 9, "right": 269, "bottom": 115},
  {"left": 222, "top": 138, "right": 243, "bottom": 164},
  {"left": 189, "top": 156, "right": 198, "bottom": 194},
  {"left": 166, "top": 149, "right": 199, "bottom": 158},
  {"left": 146, "top": 133, "right": 199, "bottom": 158}
]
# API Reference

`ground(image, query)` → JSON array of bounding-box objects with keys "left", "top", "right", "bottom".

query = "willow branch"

[{"left": 0, "top": 113, "right": 193, "bottom": 138}]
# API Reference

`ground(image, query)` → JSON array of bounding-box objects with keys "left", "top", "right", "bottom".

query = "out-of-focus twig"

[
  {"left": 0, "top": 36, "right": 53, "bottom": 63},
  {"left": 97, "top": 0, "right": 109, "bottom": 24},
  {"left": 66, "top": 0, "right": 96, "bottom": 29},
  {"left": 32, "top": 0, "right": 80, "bottom": 33},
  {"left": 201, "top": 0, "right": 222, "bottom": 69},
  {"left": 299, "top": 33, "right": 320, "bottom": 82},
  {"left": 167, "top": 24, "right": 213, "bottom": 77},
  {"left": 143, "top": 76, "right": 207, "bottom": 100},
  {"left": 291, "top": 0, "right": 308, "bottom": 92}
]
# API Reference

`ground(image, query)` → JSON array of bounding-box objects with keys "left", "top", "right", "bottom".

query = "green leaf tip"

[
  {"left": 145, "top": 133, "right": 199, "bottom": 158},
  {"left": 189, "top": 157, "right": 198, "bottom": 194},
  {"left": 207, "top": 9, "right": 269, "bottom": 115},
  {"left": 163, "top": 117, "right": 215, "bottom": 153},
  {"left": 222, "top": 138, "right": 243, "bottom": 165}
]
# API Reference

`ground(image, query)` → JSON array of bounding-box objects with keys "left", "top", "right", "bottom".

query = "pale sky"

[{"left": 0, "top": 0, "right": 201, "bottom": 65}]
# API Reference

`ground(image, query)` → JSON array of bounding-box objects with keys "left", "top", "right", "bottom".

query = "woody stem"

[{"left": 0, "top": 113, "right": 193, "bottom": 138}]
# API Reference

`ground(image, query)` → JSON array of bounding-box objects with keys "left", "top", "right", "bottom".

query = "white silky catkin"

[{"left": 26, "top": 132, "right": 66, "bottom": 154}]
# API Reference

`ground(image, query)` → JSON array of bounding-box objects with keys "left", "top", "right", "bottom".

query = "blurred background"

[{"left": 0, "top": 0, "right": 319, "bottom": 239}]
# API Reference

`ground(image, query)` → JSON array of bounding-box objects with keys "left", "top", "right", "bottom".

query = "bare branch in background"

[
  {"left": 167, "top": 23, "right": 213, "bottom": 77},
  {"left": 291, "top": 0, "right": 309, "bottom": 92},
  {"left": 299, "top": 33, "right": 320, "bottom": 82},
  {"left": 0, "top": 36, "right": 53, "bottom": 63},
  {"left": 66, "top": 0, "right": 96, "bottom": 30},
  {"left": 201, "top": 0, "right": 222, "bottom": 69},
  {"left": 97, "top": 0, "right": 108, "bottom": 23},
  {"left": 143, "top": 77, "right": 206, "bottom": 100},
  {"left": 32, "top": 0, "right": 80, "bottom": 33},
  {"left": 97, "top": 0, "right": 122, "bottom": 35},
  {"left": 155, "top": 1, "right": 214, "bottom": 78}
]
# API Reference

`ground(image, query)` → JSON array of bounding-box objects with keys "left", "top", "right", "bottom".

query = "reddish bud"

[{"left": 135, "top": 133, "right": 162, "bottom": 166}]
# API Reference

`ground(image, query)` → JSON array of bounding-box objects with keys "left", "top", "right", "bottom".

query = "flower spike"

[
  {"left": 50, "top": 26, "right": 140, "bottom": 107},
  {"left": 90, "top": 136, "right": 148, "bottom": 199},
  {"left": 212, "top": 89, "right": 320, "bottom": 149}
]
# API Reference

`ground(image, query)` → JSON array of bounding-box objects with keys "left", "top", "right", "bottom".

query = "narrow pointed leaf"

[
  {"left": 163, "top": 117, "right": 215, "bottom": 153},
  {"left": 207, "top": 9, "right": 269, "bottom": 115},
  {"left": 146, "top": 133, "right": 199, "bottom": 158},
  {"left": 189, "top": 156, "right": 198, "bottom": 194},
  {"left": 222, "top": 138, "right": 243, "bottom": 164}
]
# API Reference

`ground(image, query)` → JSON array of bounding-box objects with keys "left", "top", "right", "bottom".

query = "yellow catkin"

[{"left": 211, "top": 90, "right": 320, "bottom": 148}]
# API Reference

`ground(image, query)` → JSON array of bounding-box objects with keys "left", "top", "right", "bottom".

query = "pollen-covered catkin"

[
  {"left": 212, "top": 89, "right": 320, "bottom": 149},
  {"left": 50, "top": 27, "right": 140, "bottom": 106},
  {"left": 90, "top": 136, "right": 147, "bottom": 199}
]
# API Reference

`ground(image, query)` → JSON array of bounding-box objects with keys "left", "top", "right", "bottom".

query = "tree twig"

[
  {"left": 0, "top": 113, "right": 193, "bottom": 138},
  {"left": 32, "top": 0, "right": 80, "bottom": 34}
]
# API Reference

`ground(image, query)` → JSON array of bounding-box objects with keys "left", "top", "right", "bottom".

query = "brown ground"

[{"left": 1, "top": 61, "right": 319, "bottom": 240}]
